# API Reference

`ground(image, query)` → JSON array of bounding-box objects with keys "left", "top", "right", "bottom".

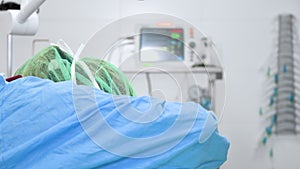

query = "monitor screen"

[{"left": 140, "top": 28, "right": 184, "bottom": 62}]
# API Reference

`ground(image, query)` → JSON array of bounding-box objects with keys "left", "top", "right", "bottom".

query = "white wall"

[{"left": 1, "top": 0, "right": 300, "bottom": 168}]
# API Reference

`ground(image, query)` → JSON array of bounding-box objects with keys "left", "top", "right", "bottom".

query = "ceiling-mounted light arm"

[
  {"left": 0, "top": 0, "right": 47, "bottom": 76},
  {"left": 17, "top": 0, "right": 46, "bottom": 24}
]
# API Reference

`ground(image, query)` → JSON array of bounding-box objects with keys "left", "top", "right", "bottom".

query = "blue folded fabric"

[{"left": 0, "top": 76, "right": 229, "bottom": 169}]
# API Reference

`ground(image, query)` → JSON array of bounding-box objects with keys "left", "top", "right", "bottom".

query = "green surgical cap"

[{"left": 15, "top": 45, "right": 136, "bottom": 96}]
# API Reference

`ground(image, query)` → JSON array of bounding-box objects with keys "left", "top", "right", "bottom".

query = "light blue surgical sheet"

[{"left": 0, "top": 76, "right": 229, "bottom": 169}]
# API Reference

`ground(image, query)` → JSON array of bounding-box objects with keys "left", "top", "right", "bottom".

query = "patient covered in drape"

[{"left": 0, "top": 46, "right": 229, "bottom": 169}]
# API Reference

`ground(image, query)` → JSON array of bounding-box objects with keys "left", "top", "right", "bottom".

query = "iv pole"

[{"left": 7, "top": 34, "right": 12, "bottom": 76}]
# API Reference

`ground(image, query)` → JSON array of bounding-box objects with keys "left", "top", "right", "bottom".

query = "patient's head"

[{"left": 15, "top": 45, "right": 136, "bottom": 96}]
